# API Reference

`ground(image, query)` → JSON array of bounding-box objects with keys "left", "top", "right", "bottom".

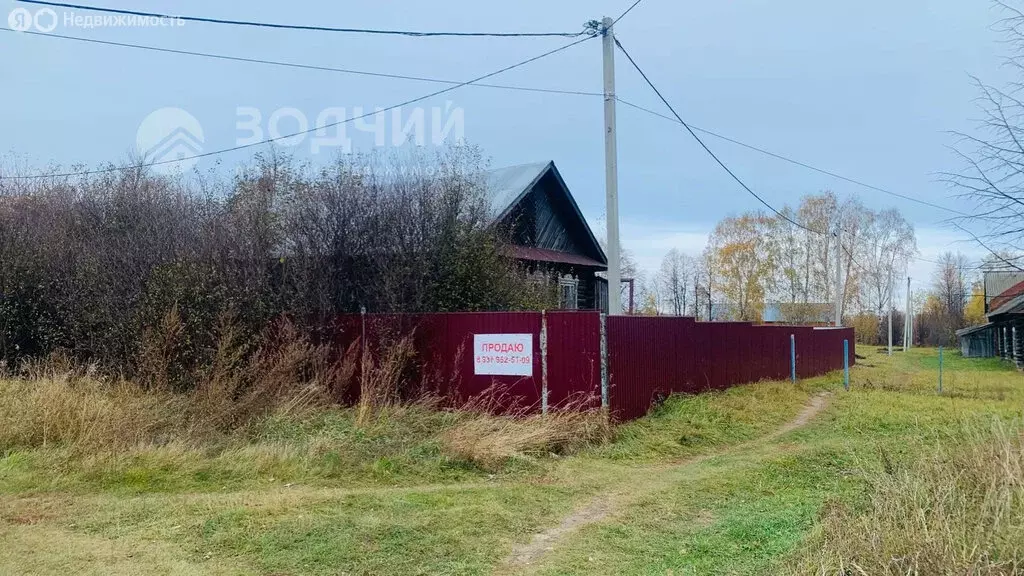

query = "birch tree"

[
  {"left": 708, "top": 213, "right": 775, "bottom": 321},
  {"left": 657, "top": 248, "right": 694, "bottom": 316}
]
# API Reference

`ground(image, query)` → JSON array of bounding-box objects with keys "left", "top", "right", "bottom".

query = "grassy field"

[{"left": 1, "top": 347, "right": 1021, "bottom": 575}]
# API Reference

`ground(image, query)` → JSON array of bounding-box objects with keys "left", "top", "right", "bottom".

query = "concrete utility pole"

[
  {"left": 834, "top": 228, "right": 842, "bottom": 327},
  {"left": 887, "top": 272, "right": 893, "bottom": 356},
  {"left": 602, "top": 16, "right": 622, "bottom": 316},
  {"left": 909, "top": 288, "right": 914, "bottom": 349},
  {"left": 904, "top": 276, "right": 911, "bottom": 351}
]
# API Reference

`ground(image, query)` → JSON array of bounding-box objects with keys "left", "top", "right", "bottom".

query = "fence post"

[
  {"left": 541, "top": 310, "right": 548, "bottom": 415},
  {"left": 938, "top": 346, "right": 943, "bottom": 394},
  {"left": 843, "top": 339, "right": 849, "bottom": 391},
  {"left": 360, "top": 305, "right": 367, "bottom": 392},
  {"left": 790, "top": 334, "right": 796, "bottom": 383},
  {"left": 600, "top": 313, "right": 609, "bottom": 410}
]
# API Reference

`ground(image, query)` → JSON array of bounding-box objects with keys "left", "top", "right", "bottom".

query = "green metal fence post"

[
  {"left": 790, "top": 334, "right": 796, "bottom": 383},
  {"left": 843, "top": 339, "right": 849, "bottom": 391}
]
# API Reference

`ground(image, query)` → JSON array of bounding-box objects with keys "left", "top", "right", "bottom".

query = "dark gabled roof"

[
  {"left": 484, "top": 161, "right": 608, "bottom": 266},
  {"left": 956, "top": 323, "right": 994, "bottom": 338},
  {"left": 485, "top": 161, "right": 551, "bottom": 221}
]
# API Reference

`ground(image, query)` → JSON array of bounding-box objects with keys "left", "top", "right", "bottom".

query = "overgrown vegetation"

[
  {"left": 523, "top": 349, "right": 1024, "bottom": 576},
  {"left": 0, "top": 147, "right": 555, "bottom": 389},
  {"left": 1, "top": 348, "right": 1021, "bottom": 575},
  {"left": 0, "top": 348, "right": 610, "bottom": 495},
  {"left": 800, "top": 420, "right": 1024, "bottom": 575},
  {"left": 441, "top": 400, "right": 612, "bottom": 471}
]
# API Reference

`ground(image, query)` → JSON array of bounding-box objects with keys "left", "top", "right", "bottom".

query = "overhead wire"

[
  {"left": 611, "top": 37, "right": 1021, "bottom": 278},
  {"left": 612, "top": 0, "right": 646, "bottom": 26},
  {"left": 613, "top": 35, "right": 899, "bottom": 285},
  {"left": 0, "top": 34, "right": 597, "bottom": 180},
  {"left": 5, "top": 24, "right": 973, "bottom": 220},
  {"left": 614, "top": 98, "right": 973, "bottom": 217},
  {"left": 15, "top": 0, "right": 587, "bottom": 38},
  {"left": 611, "top": 36, "right": 1018, "bottom": 283},
  {"left": 612, "top": 36, "right": 827, "bottom": 237},
  {"left": 951, "top": 223, "right": 1024, "bottom": 271},
  {"left": 6, "top": 1, "right": 1019, "bottom": 273},
  {"left": 0, "top": 27, "right": 603, "bottom": 98}
]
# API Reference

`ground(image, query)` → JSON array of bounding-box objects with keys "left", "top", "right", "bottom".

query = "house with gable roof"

[{"left": 485, "top": 161, "right": 609, "bottom": 311}]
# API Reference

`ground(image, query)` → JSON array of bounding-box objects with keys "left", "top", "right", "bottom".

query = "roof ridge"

[{"left": 488, "top": 160, "right": 552, "bottom": 171}]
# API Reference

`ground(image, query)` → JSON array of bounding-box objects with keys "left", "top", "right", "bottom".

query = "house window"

[{"left": 558, "top": 276, "right": 579, "bottom": 310}]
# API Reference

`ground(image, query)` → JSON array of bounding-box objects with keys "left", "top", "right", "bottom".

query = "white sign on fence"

[{"left": 473, "top": 333, "right": 533, "bottom": 376}]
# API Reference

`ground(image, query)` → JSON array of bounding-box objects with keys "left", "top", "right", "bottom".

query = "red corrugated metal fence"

[{"left": 336, "top": 312, "right": 855, "bottom": 421}]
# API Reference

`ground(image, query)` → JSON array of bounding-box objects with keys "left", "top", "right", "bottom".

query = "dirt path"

[{"left": 496, "top": 393, "right": 831, "bottom": 574}]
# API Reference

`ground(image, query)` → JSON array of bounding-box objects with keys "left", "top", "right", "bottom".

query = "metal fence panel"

[
  {"left": 439, "top": 312, "right": 544, "bottom": 411},
  {"left": 545, "top": 311, "right": 603, "bottom": 410},
  {"left": 335, "top": 312, "right": 857, "bottom": 421}
]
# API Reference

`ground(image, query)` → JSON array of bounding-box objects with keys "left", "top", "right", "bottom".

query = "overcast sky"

[{"left": 2, "top": 0, "right": 1014, "bottom": 294}]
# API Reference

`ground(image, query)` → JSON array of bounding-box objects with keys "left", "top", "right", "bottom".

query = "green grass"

[
  {"left": 534, "top": 349, "right": 1024, "bottom": 575},
  {"left": 1, "top": 347, "right": 1021, "bottom": 575},
  {"left": 594, "top": 377, "right": 828, "bottom": 462},
  {"left": 0, "top": 404, "right": 504, "bottom": 496}
]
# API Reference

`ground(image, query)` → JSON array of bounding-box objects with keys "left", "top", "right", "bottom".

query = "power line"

[
  {"left": 614, "top": 98, "right": 973, "bottom": 218},
  {"left": 610, "top": 20, "right": 1021, "bottom": 282},
  {"left": 0, "top": 35, "right": 596, "bottom": 180},
  {"left": 7, "top": 10, "right": 1012, "bottom": 273},
  {"left": 610, "top": 40, "right": 1012, "bottom": 274},
  {"left": 11, "top": 26, "right": 972, "bottom": 223},
  {"left": 16, "top": 0, "right": 587, "bottom": 38},
  {"left": 611, "top": 38, "right": 1015, "bottom": 283},
  {"left": 0, "top": 27, "right": 603, "bottom": 98},
  {"left": 613, "top": 37, "right": 826, "bottom": 237},
  {"left": 612, "top": 0, "right": 646, "bottom": 26}
]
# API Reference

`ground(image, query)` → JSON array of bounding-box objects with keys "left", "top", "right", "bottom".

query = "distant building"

[
  {"left": 957, "top": 270, "right": 1024, "bottom": 364},
  {"left": 984, "top": 271, "right": 1024, "bottom": 313},
  {"left": 762, "top": 302, "right": 834, "bottom": 325},
  {"left": 956, "top": 323, "right": 997, "bottom": 358},
  {"left": 486, "top": 161, "right": 608, "bottom": 311}
]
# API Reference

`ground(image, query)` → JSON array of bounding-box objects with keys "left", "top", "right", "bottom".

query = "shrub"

[{"left": 0, "top": 147, "right": 549, "bottom": 385}]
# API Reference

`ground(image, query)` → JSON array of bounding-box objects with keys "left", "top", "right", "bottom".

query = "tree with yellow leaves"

[
  {"left": 707, "top": 213, "right": 775, "bottom": 322},
  {"left": 964, "top": 280, "right": 987, "bottom": 326}
]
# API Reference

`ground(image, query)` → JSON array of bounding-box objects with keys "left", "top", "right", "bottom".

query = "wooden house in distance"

[
  {"left": 486, "top": 161, "right": 608, "bottom": 311},
  {"left": 957, "top": 270, "right": 1024, "bottom": 363}
]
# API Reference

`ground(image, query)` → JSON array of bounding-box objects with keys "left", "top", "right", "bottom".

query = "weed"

[
  {"left": 441, "top": 406, "right": 611, "bottom": 471},
  {"left": 796, "top": 418, "right": 1024, "bottom": 575}
]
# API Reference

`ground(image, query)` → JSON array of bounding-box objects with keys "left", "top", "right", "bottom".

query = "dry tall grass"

[
  {"left": 800, "top": 419, "right": 1024, "bottom": 575},
  {"left": 355, "top": 333, "right": 417, "bottom": 427},
  {"left": 0, "top": 377, "right": 185, "bottom": 452},
  {"left": 440, "top": 392, "right": 611, "bottom": 470},
  {"left": 191, "top": 318, "right": 336, "bottom": 430},
  {"left": 0, "top": 318, "right": 344, "bottom": 453},
  {"left": 1, "top": 318, "right": 615, "bottom": 476}
]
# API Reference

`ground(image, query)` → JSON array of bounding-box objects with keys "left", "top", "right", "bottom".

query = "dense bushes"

[{"left": 0, "top": 147, "right": 553, "bottom": 386}]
